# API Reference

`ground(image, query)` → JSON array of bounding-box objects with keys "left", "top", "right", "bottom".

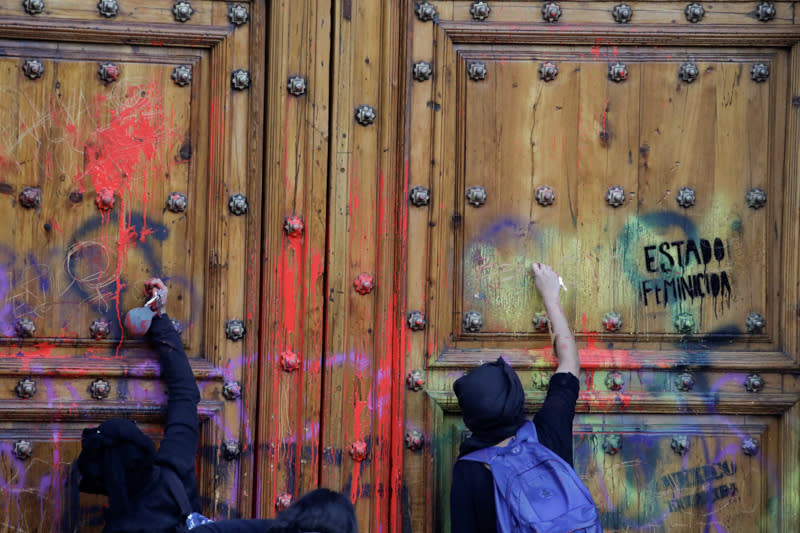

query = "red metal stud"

[
  {"left": 89, "top": 318, "right": 111, "bottom": 340},
  {"left": 280, "top": 350, "right": 301, "bottom": 372},
  {"left": 284, "top": 215, "right": 305, "bottom": 237},
  {"left": 98, "top": 62, "right": 121, "bottom": 84},
  {"left": 275, "top": 492, "right": 293, "bottom": 512},
  {"left": 406, "top": 370, "right": 425, "bottom": 391},
  {"left": 95, "top": 187, "right": 115, "bottom": 211},
  {"left": 349, "top": 440, "right": 368, "bottom": 462},
  {"left": 19, "top": 187, "right": 41, "bottom": 209},
  {"left": 353, "top": 273, "right": 375, "bottom": 295},
  {"left": 405, "top": 430, "right": 424, "bottom": 451}
]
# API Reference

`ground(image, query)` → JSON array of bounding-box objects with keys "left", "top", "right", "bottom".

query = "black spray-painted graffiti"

[
  {"left": 640, "top": 237, "right": 732, "bottom": 307},
  {"left": 659, "top": 460, "right": 738, "bottom": 513}
]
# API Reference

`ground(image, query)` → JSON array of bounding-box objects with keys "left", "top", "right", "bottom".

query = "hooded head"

[
  {"left": 453, "top": 357, "right": 526, "bottom": 453},
  {"left": 75, "top": 418, "right": 156, "bottom": 519},
  {"left": 273, "top": 488, "right": 358, "bottom": 533}
]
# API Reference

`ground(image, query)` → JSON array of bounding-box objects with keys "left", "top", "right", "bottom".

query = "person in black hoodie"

[
  {"left": 68, "top": 278, "right": 202, "bottom": 532},
  {"left": 450, "top": 263, "right": 582, "bottom": 533},
  {"left": 190, "top": 487, "right": 358, "bottom": 533}
]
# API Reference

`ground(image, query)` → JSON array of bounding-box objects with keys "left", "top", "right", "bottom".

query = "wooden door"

[
  {"left": 0, "top": 0, "right": 264, "bottom": 529},
  {"left": 402, "top": 2, "right": 800, "bottom": 531}
]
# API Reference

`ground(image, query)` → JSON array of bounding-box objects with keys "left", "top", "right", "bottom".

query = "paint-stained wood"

[
  {"left": 404, "top": 2, "right": 800, "bottom": 532},
  {"left": 0, "top": 0, "right": 264, "bottom": 529},
  {"left": 256, "top": 0, "right": 331, "bottom": 517}
]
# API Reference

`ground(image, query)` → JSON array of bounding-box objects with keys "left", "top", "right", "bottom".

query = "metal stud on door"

[
  {"left": 684, "top": 3, "right": 705, "bottom": 23},
  {"left": 90, "top": 378, "right": 111, "bottom": 400},
  {"left": 532, "top": 311, "right": 549, "bottom": 332},
  {"left": 15, "top": 377, "right": 37, "bottom": 399},
  {"left": 166, "top": 192, "right": 188, "bottom": 213},
  {"left": 222, "top": 381, "right": 242, "bottom": 401},
  {"left": 23, "top": 0, "right": 45, "bottom": 15},
  {"left": 612, "top": 3, "right": 633, "bottom": 23},
  {"left": 221, "top": 440, "right": 242, "bottom": 460},
  {"left": 414, "top": 2, "right": 437, "bottom": 22},
  {"left": 231, "top": 69, "right": 251, "bottom": 90},
  {"left": 18, "top": 187, "right": 41, "bottom": 208},
  {"left": 750, "top": 63, "right": 770, "bottom": 82},
  {"left": 605, "top": 185, "right": 625, "bottom": 207},
  {"left": 538, "top": 62, "right": 558, "bottom": 82},
  {"left": 409, "top": 186, "right": 431, "bottom": 206},
  {"left": 608, "top": 63, "right": 628, "bottom": 83},
  {"left": 284, "top": 215, "right": 305, "bottom": 237},
  {"left": 13, "top": 440, "right": 33, "bottom": 461},
  {"left": 679, "top": 62, "right": 699, "bottom": 83},
  {"left": 755, "top": 2, "right": 776, "bottom": 22},
  {"left": 172, "top": 1, "right": 194, "bottom": 22},
  {"left": 97, "top": 0, "right": 119, "bottom": 18},
  {"left": 355, "top": 104, "right": 376, "bottom": 126},
  {"left": 22, "top": 59, "right": 44, "bottom": 80},
  {"left": 675, "top": 372, "right": 695, "bottom": 392},
  {"left": 469, "top": 2, "right": 491, "bottom": 20},
  {"left": 746, "top": 187, "right": 766, "bottom": 209},
  {"left": 406, "top": 370, "right": 425, "bottom": 391},
  {"left": 462, "top": 311, "right": 483, "bottom": 333},
  {"left": 287, "top": 75, "right": 307, "bottom": 96},
  {"left": 228, "top": 3, "right": 249, "bottom": 25},
  {"left": 541, "top": 2, "right": 562, "bottom": 23},
  {"left": 98, "top": 63, "right": 121, "bottom": 84},
  {"left": 671, "top": 436, "right": 690, "bottom": 456},
  {"left": 228, "top": 193, "right": 249, "bottom": 215},
  {"left": 171, "top": 66, "right": 192, "bottom": 87},
  {"left": 412, "top": 62, "right": 433, "bottom": 82},
  {"left": 15, "top": 317, "right": 36, "bottom": 338},
  {"left": 467, "top": 62, "right": 487, "bottom": 82},
  {"left": 275, "top": 492, "right": 293, "bottom": 512},
  {"left": 407, "top": 311, "right": 427, "bottom": 331},
  {"left": 466, "top": 186, "right": 487, "bottom": 207},
  {"left": 605, "top": 371, "right": 624, "bottom": 391},
  {"left": 89, "top": 319, "right": 111, "bottom": 340}
]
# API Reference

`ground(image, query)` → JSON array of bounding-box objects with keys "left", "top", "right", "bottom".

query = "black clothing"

[
  {"left": 450, "top": 372, "right": 580, "bottom": 533},
  {"left": 148, "top": 313, "right": 202, "bottom": 513},
  {"left": 71, "top": 313, "right": 201, "bottom": 532},
  {"left": 454, "top": 358, "right": 527, "bottom": 448},
  {"left": 192, "top": 488, "right": 358, "bottom": 533}
]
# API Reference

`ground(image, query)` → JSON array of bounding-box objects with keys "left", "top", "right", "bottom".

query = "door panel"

[
  {"left": 0, "top": 1, "right": 263, "bottom": 529},
  {"left": 403, "top": 2, "right": 800, "bottom": 532}
]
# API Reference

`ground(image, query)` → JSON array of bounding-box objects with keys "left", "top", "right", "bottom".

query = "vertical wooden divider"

[
  {"left": 323, "top": 0, "right": 406, "bottom": 530},
  {"left": 257, "top": 0, "right": 332, "bottom": 518}
]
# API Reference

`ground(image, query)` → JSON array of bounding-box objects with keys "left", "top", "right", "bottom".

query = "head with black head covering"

[
  {"left": 73, "top": 418, "right": 156, "bottom": 521},
  {"left": 453, "top": 357, "right": 527, "bottom": 455},
  {"left": 272, "top": 488, "right": 358, "bottom": 533}
]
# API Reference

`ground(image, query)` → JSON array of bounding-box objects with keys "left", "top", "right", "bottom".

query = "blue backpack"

[{"left": 460, "top": 421, "right": 602, "bottom": 533}]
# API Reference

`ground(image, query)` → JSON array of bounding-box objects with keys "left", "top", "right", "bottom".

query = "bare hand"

[
  {"left": 531, "top": 263, "right": 561, "bottom": 303},
  {"left": 144, "top": 278, "right": 168, "bottom": 315}
]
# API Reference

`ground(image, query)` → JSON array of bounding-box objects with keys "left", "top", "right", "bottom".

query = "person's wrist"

[{"left": 541, "top": 293, "right": 560, "bottom": 306}]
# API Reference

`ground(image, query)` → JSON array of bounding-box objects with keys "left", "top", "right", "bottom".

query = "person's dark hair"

[{"left": 273, "top": 488, "right": 358, "bottom": 533}]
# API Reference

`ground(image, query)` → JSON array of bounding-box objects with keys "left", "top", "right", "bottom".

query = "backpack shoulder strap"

[
  {"left": 460, "top": 446, "right": 498, "bottom": 464},
  {"left": 161, "top": 467, "right": 192, "bottom": 518}
]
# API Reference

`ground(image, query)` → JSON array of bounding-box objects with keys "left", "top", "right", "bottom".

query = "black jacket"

[{"left": 105, "top": 313, "right": 202, "bottom": 532}]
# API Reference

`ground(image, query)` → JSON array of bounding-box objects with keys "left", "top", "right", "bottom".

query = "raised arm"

[
  {"left": 144, "top": 279, "right": 201, "bottom": 475},
  {"left": 532, "top": 263, "right": 580, "bottom": 378}
]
